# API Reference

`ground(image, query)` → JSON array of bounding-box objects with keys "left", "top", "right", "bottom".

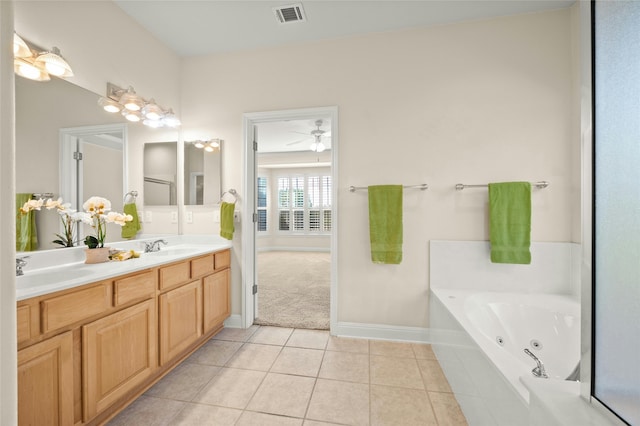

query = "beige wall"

[{"left": 182, "top": 8, "right": 579, "bottom": 327}]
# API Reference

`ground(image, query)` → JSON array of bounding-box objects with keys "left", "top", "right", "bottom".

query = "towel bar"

[
  {"left": 349, "top": 184, "right": 428, "bottom": 192},
  {"left": 455, "top": 181, "right": 549, "bottom": 191},
  {"left": 220, "top": 188, "right": 238, "bottom": 203}
]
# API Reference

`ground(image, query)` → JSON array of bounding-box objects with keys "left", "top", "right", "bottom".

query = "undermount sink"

[
  {"left": 17, "top": 267, "right": 93, "bottom": 289},
  {"left": 143, "top": 246, "right": 202, "bottom": 257}
]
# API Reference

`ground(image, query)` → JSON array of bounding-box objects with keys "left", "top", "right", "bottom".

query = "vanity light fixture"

[
  {"left": 34, "top": 47, "right": 74, "bottom": 78},
  {"left": 99, "top": 82, "right": 181, "bottom": 128},
  {"left": 13, "top": 33, "right": 73, "bottom": 81},
  {"left": 190, "top": 139, "right": 221, "bottom": 152}
]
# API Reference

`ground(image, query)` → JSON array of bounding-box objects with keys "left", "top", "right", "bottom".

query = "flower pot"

[{"left": 84, "top": 247, "right": 111, "bottom": 264}]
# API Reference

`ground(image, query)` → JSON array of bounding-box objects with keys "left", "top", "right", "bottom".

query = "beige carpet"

[{"left": 254, "top": 251, "right": 330, "bottom": 330}]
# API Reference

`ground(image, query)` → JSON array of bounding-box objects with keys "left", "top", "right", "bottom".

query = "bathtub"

[{"left": 430, "top": 287, "right": 581, "bottom": 411}]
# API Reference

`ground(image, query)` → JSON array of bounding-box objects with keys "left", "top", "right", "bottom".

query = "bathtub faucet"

[{"left": 524, "top": 348, "right": 549, "bottom": 379}]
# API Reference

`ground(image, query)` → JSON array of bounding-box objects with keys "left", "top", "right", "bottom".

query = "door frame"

[{"left": 242, "top": 106, "right": 339, "bottom": 331}]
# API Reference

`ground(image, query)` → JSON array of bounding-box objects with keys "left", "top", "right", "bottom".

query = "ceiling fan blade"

[
  {"left": 290, "top": 131, "right": 311, "bottom": 136},
  {"left": 286, "top": 138, "right": 309, "bottom": 146}
]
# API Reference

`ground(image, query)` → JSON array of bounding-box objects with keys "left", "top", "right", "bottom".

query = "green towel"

[
  {"left": 488, "top": 182, "right": 532, "bottom": 264},
  {"left": 220, "top": 201, "right": 235, "bottom": 240},
  {"left": 368, "top": 185, "right": 403, "bottom": 264},
  {"left": 16, "top": 193, "right": 38, "bottom": 252},
  {"left": 121, "top": 203, "right": 141, "bottom": 239}
]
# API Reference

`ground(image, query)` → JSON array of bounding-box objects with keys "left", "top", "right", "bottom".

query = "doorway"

[
  {"left": 242, "top": 107, "right": 338, "bottom": 331},
  {"left": 60, "top": 123, "right": 127, "bottom": 245}
]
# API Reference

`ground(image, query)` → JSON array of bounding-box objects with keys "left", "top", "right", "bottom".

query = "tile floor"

[{"left": 108, "top": 326, "right": 468, "bottom": 425}]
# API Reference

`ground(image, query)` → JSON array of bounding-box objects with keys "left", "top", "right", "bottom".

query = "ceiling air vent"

[{"left": 273, "top": 4, "right": 306, "bottom": 24}]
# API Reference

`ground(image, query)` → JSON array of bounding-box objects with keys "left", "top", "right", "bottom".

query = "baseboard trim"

[
  {"left": 223, "top": 314, "right": 243, "bottom": 328},
  {"left": 333, "top": 321, "right": 433, "bottom": 343}
]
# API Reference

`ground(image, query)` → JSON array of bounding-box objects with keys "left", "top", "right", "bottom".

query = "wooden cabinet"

[
  {"left": 82, "top": 299, "right": 157, "bottom": 421},
  {"left": 17, "top": 248, "right": 231, "bottom": 425},
  {"left": 159, "top": 280, "right": 203, "bottom": 365},
  {"left": 18, "top": 331, "right": 73, "bottom": 426},
  {"left": 203, "top": 269, "right": 230, "bottom": 334}
]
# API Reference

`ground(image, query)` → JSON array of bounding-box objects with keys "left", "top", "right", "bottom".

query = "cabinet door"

[
  {"left": 18, "top": 331, "right": 73, "bottom": 426},
  {"left": 203, "top": 269, "right": 230, "bottom": 334},
  {"left": 159, "top": 280, "right": 202, "bottom": 365},
  {"left": 82, "top": 299, "right": 157, "bottom": 421}
]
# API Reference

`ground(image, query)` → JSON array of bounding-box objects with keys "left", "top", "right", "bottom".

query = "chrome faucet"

[
  {"left": 524, "top": 348, "right": 549, "bottom": 378},
  {"left": 144, "top": 239, "right": 168, "bottom": 253},
  {"left": 16, "top": 256, "right": 29, "bottom": 276}
]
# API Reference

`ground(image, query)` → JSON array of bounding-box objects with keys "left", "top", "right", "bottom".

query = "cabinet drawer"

[
  {"left": 159, "top": 261, "right": 191, "bottom": 291},
  {"left": 191, "top": 254, "right": 214, "bottom": 278},
  {"left": 41, "top": 282, "right": 112, "bottom": 334},
  {"left": 114, "top": 270, "right": 156, "bottom": 306},
  {"left": 214, "top": 249, "right": 231, "bottom": 270}
]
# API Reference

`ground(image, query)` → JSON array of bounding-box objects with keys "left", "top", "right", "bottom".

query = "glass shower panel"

[{"left": 594, "top": 2, "right": 640, "bottom": 425}]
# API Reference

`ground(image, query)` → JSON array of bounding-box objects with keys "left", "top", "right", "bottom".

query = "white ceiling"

[
  {"left": 113, "top": 0, "right": 573, "bottom": 153},
  {"left": 114, "top": 0, "right": 574, "bottom": 57}
]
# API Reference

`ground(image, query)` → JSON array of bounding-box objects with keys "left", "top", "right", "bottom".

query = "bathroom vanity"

[{"left": 16, "top": 239, "right": 231, "bottom": 426}]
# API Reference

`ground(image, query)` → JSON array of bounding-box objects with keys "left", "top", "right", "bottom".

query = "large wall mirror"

[
  {"left": 16, "top": 77, "right": 127, "bottom": 251},
  {"left": 16, "top": 76, "right": 180, "bottom": 251},
  {"left": 144, "top": 142, "right": 178, "bottom": 206},
  {"left": 184, "top": 141, "right": 222, "bottom": 205}
]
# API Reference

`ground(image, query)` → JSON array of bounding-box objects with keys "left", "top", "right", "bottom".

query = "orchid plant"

[
  {"left": 20, "top": 197, "right": 81, "bottom": 247},
  {"left": 79, "top": 196, "right": 132, "bottom": 249}
]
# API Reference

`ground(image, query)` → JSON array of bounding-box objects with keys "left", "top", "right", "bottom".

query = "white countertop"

[{"left": 16, "top": 235, "right": 232, "bottom": 301}]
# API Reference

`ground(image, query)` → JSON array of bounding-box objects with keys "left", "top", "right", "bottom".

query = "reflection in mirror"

[
  {"left": 184, "top": 141, "right": 222, "bottom": 205},
  {"left": 143, "top": 142, "right": 177, "bottom": 205},
  {"left": 16, "top": 76, "right": 126, "bottom": 251}
]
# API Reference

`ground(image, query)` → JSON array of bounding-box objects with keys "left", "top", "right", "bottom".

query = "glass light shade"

[
  {"left": 14, "top": 58, "right": 50, "bottom": 81},
  {"left": 204, "top": 145, "right": 215, "bottom": 152},
  {"left": 13, "top": 33, "right": 32, "bottom": 58},
  {"left": 162, "top": 110, "right": 181, "bottom": 127},
  {"left": 34, "top": 47, "right": 73, "bottom": 77},
  {"left": 119, "top": 87, "right": 144, "bottom": 111},
  {"left": 194, "top": 141, "right": 205, "bottom": 148},
  {"left": 98, "top": 97, "right": 122, "bottom": 113},
  {"left": 143, "top": 119, "right": 163, "bottom": 128},
  {"left": 142, "top": 100, "right": 163, "bottom": 120},
  {"left": 122, "top": 110, "right": 141, "bottom": 122},
  {"left": 210, "top": 139, "right": 221, "bottom": 148}
]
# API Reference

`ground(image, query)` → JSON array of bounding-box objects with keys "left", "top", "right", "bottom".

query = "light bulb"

[
  {"left": 194, "top": 141, "right": 205, "bottom": 148},
  {"left": 122, "top": 110, "right": 141, "bottom": 122},
  {"left": 98, "top": 97, "right": 121, "bottom": 113},
  {"left": 119, "top": 86, "right": 143, "bottom": 111},
  {"left": 204, "top": 145, "right": 214, "bottom": 152}
]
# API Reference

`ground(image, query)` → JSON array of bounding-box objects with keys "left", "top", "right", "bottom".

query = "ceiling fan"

[{"left": 286, "top": 119, "right": 330, "bottom": 152}]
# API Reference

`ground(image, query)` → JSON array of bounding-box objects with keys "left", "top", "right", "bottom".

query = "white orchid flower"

[
  {"left": 45, "top": 197, "right": 64, "bottom": 210},
  {"left": 83, "top": 196, "right": 111, "bottom": 215},
  {"left": 20, "top": 198, "right": 44, "bottom": 214},
  {"left": 106, "top": 212, "right": 133, "bottom": 226}
]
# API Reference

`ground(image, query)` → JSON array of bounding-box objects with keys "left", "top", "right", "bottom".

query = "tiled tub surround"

[
  {"left": 429, "top": 241, "right": 581, "bottom": 425},
  {"left": 16, "top": 234, "right": 231, "bottom": 300},
  {"left": 108, "top": 326, "right": 468, "bottom": 425}
]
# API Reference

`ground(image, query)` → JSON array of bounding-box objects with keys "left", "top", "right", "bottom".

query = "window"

[
  {"left": 277, "top": 174, "right": 332, "bottom": 233},
  {"left": 257, "top": 177, "right": 267, "bottom": 232}
]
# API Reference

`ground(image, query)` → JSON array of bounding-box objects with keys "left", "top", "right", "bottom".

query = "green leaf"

[{"left": 84, "top": 235, "right": 99, "bottom": 249}]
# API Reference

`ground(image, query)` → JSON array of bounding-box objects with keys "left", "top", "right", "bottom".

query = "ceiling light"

[
  {"left": 13, "top": 33, "right": 31, "bottom": 58},
  {"left": 14, "top": 57, "right": 50, "bottom": 81},
  {"left": 310, "top": 136, "right": 325, "bottom": 152},
  {"left": 34, "top": 47, "right": 74, "bottom": 77},
  {"left": 98, "top": 97, "right": 122, "bottom": 113},
  {"left": 119, "top": 86, "right": 144, "bottom": 111}
]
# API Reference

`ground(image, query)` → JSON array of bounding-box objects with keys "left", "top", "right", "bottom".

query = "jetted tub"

[{"left": 430, "top": 288, "right": 581, "bottom": 404}]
